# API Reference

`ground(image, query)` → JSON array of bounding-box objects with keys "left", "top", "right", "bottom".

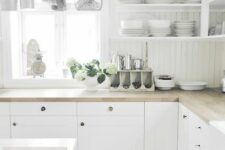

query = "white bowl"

[
  {"left": 177, "top": 81, "right": 208, "bottom": 91},
  {"left": 148, "top": 20, "right": 171, "bottom": 29},
  {"left": 121, "top": 20, "right": 144, "bottom": 29}
]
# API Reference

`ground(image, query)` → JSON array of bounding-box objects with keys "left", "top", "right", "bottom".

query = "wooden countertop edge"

[{"left": 0, "top": 97, "right": 179, "bottom": 102}]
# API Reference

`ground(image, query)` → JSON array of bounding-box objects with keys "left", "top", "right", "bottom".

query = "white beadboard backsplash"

[
  {"left": 109, "top": 3, "right": 225, "bottom": 88},
  {"left": 109, "top": 40, "right": 225, "bottom": 88}
]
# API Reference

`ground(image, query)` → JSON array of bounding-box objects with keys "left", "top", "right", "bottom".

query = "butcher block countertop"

[{"left": 0, "top": 89, "right": 225, "bottom": 124}]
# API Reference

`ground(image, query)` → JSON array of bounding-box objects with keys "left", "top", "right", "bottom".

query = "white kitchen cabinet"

[
  {"left": 10, "top": 102, "right": 77, "bottom": 115},
  {"left": 0, "top": 116, "right": 10, "bottom": 138},
  {"left": 178, "top": 104, "right": 190, "bottom": 150},
  {"left": 11, "top": 116, "right": 77, "bottom": 138},
  {"left": 178, "top": 104, "right": 209, "bottom": 150},
  {"left": 208, "top": 125, "right": 225, "bottom": 150},
  {"left": 10, "top": 102, "right": 77, "bottom": 138},
  {"left": 77, "top": 102, "right": 144, "bottom": 150},
  {"left": 188, "top": 111, "right": 209, "bottom": 150},
  {"left": 145, "top": 102, "right": 178, "bottom": 150},
  {"left": 0, "top": 103, "right": 10, "bottom": 138}
]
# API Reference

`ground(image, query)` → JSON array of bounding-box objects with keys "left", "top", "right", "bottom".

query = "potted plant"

[{"left": 67, "top": 58, "right": 117, "bottom": 89}]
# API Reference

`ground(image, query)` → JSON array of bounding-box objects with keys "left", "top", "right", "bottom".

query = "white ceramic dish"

[
  {"left": 154, "top": 76, "right": 175, "bottom": 91},
  {"left": 148, "top": 20, "right": 171, "bottom": 29},
  {"left": 177, "top": 81, "right": 208, "bottom": 91},
  {"left": 121, "top": 20, "right": 144, "bottom": 29}
]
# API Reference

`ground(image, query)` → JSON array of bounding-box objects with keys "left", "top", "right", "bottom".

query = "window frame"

[{"left": 1, "top": 1, "right": 110, "bottom": 88}]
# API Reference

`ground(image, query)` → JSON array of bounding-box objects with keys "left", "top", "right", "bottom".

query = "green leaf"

[
  {"left": 103, "top": 69, "right": 110, "bottom": 76},
  {"left": 87, "top": 69, "right": 98, "bottom": 77},
  {"left": 97, "top": 74, "right": 106, "bottom": 84},
  {"left": 70, "top": 66, "right": 78, "bottom": 73},
  {"left": 91, "top": 59, "right": 100, "bottom": 66}
]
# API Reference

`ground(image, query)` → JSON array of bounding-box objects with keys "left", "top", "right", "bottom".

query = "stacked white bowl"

[
  {"left": 120, "top": 20, "right": 147, "bottom": 37},
  {"left": 148, "top": 20, "right": 171, "bottom": 37},
  {"left": 145, "top": 0, "right": 175, "bottom": 3},
  {"left": 155, "top": 75, "right": 175, "bottom": 91},
  {"left": 174, "top": 20, "right": 196, "bottom": 37},
  {"left": 118, "top": 0, "right": 143, "bottom": 4}
]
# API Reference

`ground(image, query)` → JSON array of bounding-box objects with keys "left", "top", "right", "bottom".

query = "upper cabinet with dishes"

[
  {"left": 111, "top": 0, "right": 225, "bottom": 40},
  {"left": 0, "top": 0, "right": 103, "bottom": 11},
  {"left": 208, "top": 0, "right": 225, "bottom": 38}
]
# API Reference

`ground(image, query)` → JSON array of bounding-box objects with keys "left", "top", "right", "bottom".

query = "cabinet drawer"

[
  {"left": 11, "top": 102, "right": 77, "bottom": 115},
  {"left": 11, "top": 116, "right": 77, "bottom": 138},
  {"left": 0, "top": 103, "right": 10, "bottom": 115},
  {"left": 0, "top": 116, "right": 10, "bottom": 138},
  {"left": 78, "top": 102, "right": 144, "bottom": 116}
]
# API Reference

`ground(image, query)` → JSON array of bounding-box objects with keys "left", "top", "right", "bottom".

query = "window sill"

[{"left": 3, "top": 78, "right": 109, "bottom": 89}]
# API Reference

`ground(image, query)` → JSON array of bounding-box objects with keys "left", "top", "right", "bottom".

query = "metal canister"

[
  {"left": 133, "top": 59, "right": 144, "bottom": 70},
  {"left": 124, "top": 55, "right": 132, "bottom": 70},
  {"left": 112, "top": 54, "right": 124, "bottom": 70}
]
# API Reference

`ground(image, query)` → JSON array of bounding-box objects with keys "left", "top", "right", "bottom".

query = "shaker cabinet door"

[
  {"left": 0, "top": 116, "right": 10, "bottom": 138},
  {"left": 11, "top": 116, "right": 77, "bottom": 138},
  {"left": 145, "top": 102, "right": 178, "bottom": 150},
  {"left": 178, "top": 104, "right": 190, "bottom": 150},
  {"left": 78, "top": 116, "right": 144, "bottom": 150}
]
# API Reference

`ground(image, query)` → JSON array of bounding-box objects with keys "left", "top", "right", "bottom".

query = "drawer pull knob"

[
  {"left": 195, "top": 145, "right": 201, "bottom": 147},
  {"left": 108, "top": 106, "right": 113, "bottom": 112},
  {"left": 80, "top": 122, "right": 85, "bottom": 126},
  {"left": 197, "top": 126, "right": 202, "bottom": 129},
  {"left": 183, "top": 115, "right": 187, "bottom": 119},
  {"left": 12, "top": 122, "right": 17, "bottom": 126},
  {"left": 41, "top": 106, "right": 46, "bottom": 111}
]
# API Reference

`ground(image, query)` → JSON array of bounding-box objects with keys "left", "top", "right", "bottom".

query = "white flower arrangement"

[
  {"left": 105, "top": 63, "right": 118, "bottom": 75},
  {"left": 75, "top": 70, "right": 86, "bottom": 81}
]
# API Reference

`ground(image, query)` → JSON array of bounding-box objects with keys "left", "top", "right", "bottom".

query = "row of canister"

[{"left": 112, "top": 54, "right": 145, "bottom": 70}]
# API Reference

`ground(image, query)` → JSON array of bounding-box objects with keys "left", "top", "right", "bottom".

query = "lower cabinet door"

[
  {"left": 178, "top": 104, "right": 190, "bottom": 150},
  {"left": 11, "top": 116, "right": 77, "bottom": 138},
  {"left": 78, "top": 116, "right": 144, "bottom": 150},
  {"left": 145, "top": 102, "right": 178, "bottom": 150},
  {"left": 0, "top": 116, "right": 10, "bottom": 138}
]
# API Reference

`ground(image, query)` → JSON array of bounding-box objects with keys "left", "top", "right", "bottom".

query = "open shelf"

[
  {"left": 111, "top": 35, "right": 225, "bottom": 41},
  {"left": 116, "top": 3, "right": 202, "bottom": 12},
  {"left": 117, "top": 3, "right": 202, "bottom": 7}
]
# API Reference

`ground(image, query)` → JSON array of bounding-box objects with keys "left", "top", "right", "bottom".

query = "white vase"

[{"left": 83, "top": 76, "right": 99, "bottom": 90}]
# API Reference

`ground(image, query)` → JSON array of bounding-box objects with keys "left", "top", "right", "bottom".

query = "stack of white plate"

[
  {"left": 118, "top": 0, "right": 142, "bottom": 4},
  {"left": 120, "top": 20, "right": 147, "bottom": 37},
  {"left": 174, "top": 20, "right": 196, "bottom": 37},
  {"left": 177, "top": 81, "right": 208, "bottom": 91},
  {"left": 179, "top": 0, "right": 201, "bottom": 3},
  {"left": 145, "top": 0, "right": 175, "bottom": 4},
  {"left": 148, "top": 20, "right": 171, "bottom": 37},
  {"left": 154, "top": 75, "right": 175, "bottom": 91}
]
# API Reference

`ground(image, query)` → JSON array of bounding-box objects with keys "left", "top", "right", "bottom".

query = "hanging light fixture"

[{"left": 75, "top": 0, "right": 102, "bottom": 11}]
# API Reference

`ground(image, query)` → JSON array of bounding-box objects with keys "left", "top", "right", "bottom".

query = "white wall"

[
  {"left": 0, "top": 13, "right": 3, "bottom": 88},
  {"left": 110, "top": 40, "right": 225, "bottom": 88}
]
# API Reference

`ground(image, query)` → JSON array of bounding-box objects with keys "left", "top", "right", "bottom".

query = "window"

[{"left": 9, "top": 11, "right": 101, "bottom": 79}]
